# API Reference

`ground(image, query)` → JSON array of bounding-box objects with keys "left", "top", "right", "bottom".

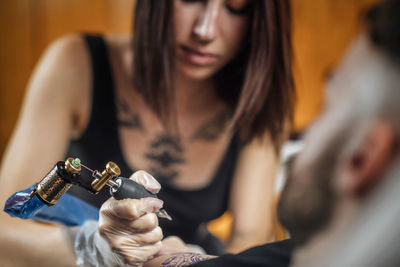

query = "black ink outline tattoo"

[
  {"left": 116, "top": 98, "right": 145, "bottom": 132},
  {"left": 161, "top": 253, "right": 216, "bottom": 267},
  {"left": 151, "top": 135, "right": 183, "bottom": 153},
  {"left": 146, "top": 151, "right": 184, "bottom": 168},
  {"left": 145, "top": 134, "right": 185, "bottom": 182},
  {"left": 190, "top": 111, "right": 232, "bottom": 142},
  {"left": 149, "top": 167, "right": 179, "bottom": 181}
]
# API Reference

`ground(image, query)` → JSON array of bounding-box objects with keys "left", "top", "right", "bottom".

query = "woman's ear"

[{"left": 343, "top": 121, "right": 397, "bottom": 197}]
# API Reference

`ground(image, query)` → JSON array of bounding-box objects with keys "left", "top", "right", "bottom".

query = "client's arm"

[{"left": 144, "top": 253, "right": 217, "bottom": 267}]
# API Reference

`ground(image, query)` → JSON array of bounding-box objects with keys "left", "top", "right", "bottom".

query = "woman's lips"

[{"left": 180, "top": 46, "right": 218, "bottom": 65}]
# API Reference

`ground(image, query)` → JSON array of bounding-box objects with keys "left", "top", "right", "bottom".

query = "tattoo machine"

[{"left": 5, "top": 158, "right": 171, "bottom": 221}]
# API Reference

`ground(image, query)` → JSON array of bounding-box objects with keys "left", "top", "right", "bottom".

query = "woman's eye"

[
  {"left": 226, "top": 4, "right": 251, "bottom": 15},
  {"left": 180, "top": 0, "right": 251, "bottom": 15},
  {"left": 180, "top": 0, "right": 205, "bottom": 3}
]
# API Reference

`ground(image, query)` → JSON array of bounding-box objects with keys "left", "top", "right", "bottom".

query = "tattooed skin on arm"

[{"left": 161, "top": 253, "right": 216, "bottom": 267}]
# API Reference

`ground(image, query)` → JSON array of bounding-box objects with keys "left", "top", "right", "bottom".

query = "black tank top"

[{"left": 65, "top": 35, "right": 240, "bottom": 249}]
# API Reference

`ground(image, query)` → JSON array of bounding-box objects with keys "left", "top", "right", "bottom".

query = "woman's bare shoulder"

[
  {"left": 45, "top": 34, "right": 89, "bottom": 65},
  {"left": 37, "top": 34, "right": 90, "bottom": 88},
  {"left": 28, "top": 34, "right": 92, "bottom": 133}
]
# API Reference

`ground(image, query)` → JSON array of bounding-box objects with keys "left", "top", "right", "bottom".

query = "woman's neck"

[{"left": 173, "top": 72, "right": 220, "bottom": 114}]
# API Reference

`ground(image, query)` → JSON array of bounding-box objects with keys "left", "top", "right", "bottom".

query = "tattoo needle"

[{"left": 156, "top": 209, "right": 172, "bottom": 220}]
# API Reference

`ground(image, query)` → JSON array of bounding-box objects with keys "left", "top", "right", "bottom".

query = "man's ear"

[{"left": 344, "top": 121, "right": 397, "bottom": 196}]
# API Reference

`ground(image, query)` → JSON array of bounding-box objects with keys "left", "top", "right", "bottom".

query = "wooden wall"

[{"left": 292, "top": 0, "right": 380, "bottom": 131}]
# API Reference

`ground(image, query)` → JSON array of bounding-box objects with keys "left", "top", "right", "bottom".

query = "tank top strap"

[
  {"left": 65, "top": 34, "right": 122, "bottom": 206},
  {"left": 82, "top": 34, "right": 118, "bottom": 135}
]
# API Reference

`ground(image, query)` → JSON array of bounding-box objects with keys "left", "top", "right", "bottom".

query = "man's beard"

[{"left": 277, "top": 151, "right": 338, "bottom": 246}]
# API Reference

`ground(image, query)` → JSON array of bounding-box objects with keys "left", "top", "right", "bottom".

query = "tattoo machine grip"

[
  {"left": 111, "top": 177, "right": 157, "bottom": 200},
  {"left": 110, "top": 177, "right": 171, "bottom": 220}
]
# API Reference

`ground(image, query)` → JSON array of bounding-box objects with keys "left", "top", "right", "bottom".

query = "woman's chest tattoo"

[
  {"left": 117, "top": 97, "right": 230, "bottom": 142},
  {"left": 145, "top": 134, "right": 185, "bottom": 182},
  {"left": 117, "top": 99, "right": 231, "bottom": 181},
  {"left": 190, "top": 110, "right": 231, "bottom": 141},
  {"left": 117, "top": 98, "right": 145, "bottom": 132}
]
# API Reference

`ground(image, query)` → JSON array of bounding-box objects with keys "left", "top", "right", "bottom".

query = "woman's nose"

[{"left": 193, "top": 1, "right": 220, "bottom": 44}]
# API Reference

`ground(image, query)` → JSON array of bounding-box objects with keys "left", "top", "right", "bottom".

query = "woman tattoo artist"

[{"left": 0, "top": 0, "right": 294, "bottom": 265}]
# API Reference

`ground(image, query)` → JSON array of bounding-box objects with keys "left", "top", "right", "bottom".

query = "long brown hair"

[{"left": 132, "top": 0, "right": 295, "bottom": 150}]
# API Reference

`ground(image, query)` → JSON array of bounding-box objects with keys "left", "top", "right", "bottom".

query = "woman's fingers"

[
  {"left": 100, "top": 197, "right": 163, "bottom": 221},
  {"left": 129, "top": 170, "right": 161, "bottom": 194}
]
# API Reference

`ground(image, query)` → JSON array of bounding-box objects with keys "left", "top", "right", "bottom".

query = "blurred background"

[{"left": 0, "top": 0, "right": 381, "bottom": 240}]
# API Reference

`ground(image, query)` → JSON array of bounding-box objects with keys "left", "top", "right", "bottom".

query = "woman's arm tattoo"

[{"left": 161, "top": 253, "right": 216, "bottom": 267}]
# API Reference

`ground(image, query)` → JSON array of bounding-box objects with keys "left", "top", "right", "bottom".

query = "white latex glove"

[
  {"left": 74, "top": 171, "right": 164, "bottom": 267},
  {"left": 157, "top": 236, "right": 206, "bottom": 256}
]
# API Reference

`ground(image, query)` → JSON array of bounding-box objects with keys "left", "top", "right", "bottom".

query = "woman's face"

[{"left": 173, "top": 0, "right": 252, "bottom": 81}]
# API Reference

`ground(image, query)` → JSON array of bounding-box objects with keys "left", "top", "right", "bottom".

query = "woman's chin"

[{"left": 177, "top": 65, "right": 217, "bottom": 82}]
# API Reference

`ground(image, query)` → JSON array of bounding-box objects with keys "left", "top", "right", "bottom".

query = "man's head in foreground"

[{"left": 278, "top": 0, "right": 400, "bottom": 265}]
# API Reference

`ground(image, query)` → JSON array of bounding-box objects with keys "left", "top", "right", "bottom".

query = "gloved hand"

[
  {"left": 157, "top": 236, "right": 206, "bottom": 256},
  {"left": 74, "top": 171, "right": 164, "bottom": 267}
]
